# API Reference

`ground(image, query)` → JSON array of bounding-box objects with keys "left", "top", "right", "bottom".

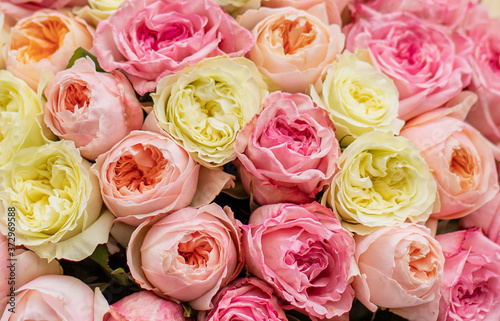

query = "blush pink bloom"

[
  {"left": 349, "top": 0, "right": 478, "bottom": 28},
  {"left": 237, "top": 6, "right": 345, "bottom": 93},
  {"left": 43, "top": 57, "right": 144, "bottom": 161},
  {"left": 127, "top": 203, "right": 244, "bottom": 311},
  {"left": 0, "top": 0, "right": 87, "bottom": 21},
  {"left": 234, "top": 92, "right": 339, "bottom": 205},
  {"left": 344, "top": 6, "right": 472, "bottom": 121},
  {"left": 461, "top": 190, "right": 500, "bottom": 245},
  {"left": 400, "top": 92, "right": 499, "bottom": 220},
  {"left": 436, "top": 228, "right": 500, "bottom": 321},
  {"left": 0, "top": 275, "right": 109, "bottom": 321},
  {"left": 104, "top": 291, "right": 192, "bottom": 321},
  {"left": 91, "top": 130, "right": 200, "bottom": 226},
  {"left": 93, "top": 0, "right": 253, "bottom": 95},
  {"left": 241, "top": 202, "right": 357, "bottom": 320},
  {"left": 353, "top": 223, "right": 444, "bottom": 321},
  {"left": 462, "top": 6, "right": 500, "bottom": 146},
  {"left": 197, "top": 277, "right": 288, "bottom": 321}
]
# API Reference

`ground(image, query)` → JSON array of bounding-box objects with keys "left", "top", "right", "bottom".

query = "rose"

[
  {"left": 461, "top": 190, "right": 500, "bottom": 244},
  {"left": 400, "top": 92, "right": 499, "bottom": 220},
  {"left": 0, "top": 70, "right": 45, "bottom": 168},
  {"left": 241, "top": 202, "right": 357, "bottom": 320},
  {"left": 93, "top": 0, "right": 254, "bottom": 95},
  {"left": 152, "top": 56, "right": 269, "bottom": 167},
  {"left": 213, "top": 0, "right": 260, "bottom": 15},
  {"left": 197, "top": 277, "right": 288, "bottom": 321},
  {"left": 0, "top": 0, "right": 89, "bottom": 21},
  {"left": 4, "top": 10, "right": 93, "bottom": 90},
  {"left": 462, "top": 7, "right": 500, "bottom": 145},
  {"left": 344, "top": 7, "right": 472, "bottom": 121},
  {"left": 349, "top": 0, "right": 478, "bottom": 28},
  {"left": 0, "top": 12, "right": 10, "bottom": 69},
  {"left": 353, "top": 223, "right": 444, "bottom": 321},
  {"left": 0, "top": 140, "right": 114, "bottom": 261},
  {"left": 237, "top": 6, "right": 345, "bottom": 93},
  {"left": 0, "top": 275, "right": 109, "bottom": 321},
  {"left": 127, "top": 203, "right": 244, "bottom": 310},
  {"left": 261, "top": 0, "right": 349, "bottom": 26},
  {"left": 321, "top": 130, "right": 438, "bottom": 234},
  {"left": 73, "top": 0, "right": 124, "bottom": 27},
  {"left": 310, "top": 49, "right": 403, "bottom": 146},
  {"left": 43, "top": 56, "right": 144, "bottom": 161},
  {"left": 234, "top": 91, "right": 339, "bottom": 205},
  {"left": 436, "top": 228, "right": 500, "bottom": 321},
  {"left": 91, "top": 130, "right": 200, "bottom": 226},
  {"left": 104, "top": 291, "right": 192, "bottom": 321},
  {"left": 481, "top": 0, "right": 500, "bottom": 19}
]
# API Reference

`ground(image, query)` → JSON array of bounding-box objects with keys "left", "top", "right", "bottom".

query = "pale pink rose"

[
  {"left": 93, "top": 0, "right": 253, "bottom": 95},
  {"left": 353, "top": 223, "right": 444, "bottom": 321},
  {"left": 0, "top": 275, "right": 109, "bottom": 321},
  {"left": 234, "top": 92, "right": 339, "bottom": 205},
  {"left": 0, "top": 0, "right": 88, "bottom": 21},
  {"left": 462, "top": 7, "right": 500, "bottom": 146},
  {"left": 237, "top": 6, "right": 344, "bottom": 93},
  {"left": 43, "top": 57, "right": 144, "bottom": 161},
  {"left": 104, "top": 291, "right": 192, "bottom": 321},
  {"left": 461, "top": 190, "right": 500, "bottom": 244},
  {"left": 261, "top": 0, "right": 349, "bottom": 26},
  {"left": 400, "top": 92, "right": 499, "bottom": 220},
  {"left": 91, "top": 130, "right": 200, "bottom": 226},
  {"left": 436, "top": 228, "right": 500, "bottom": 321},
  {"left": 344, "top": 6, "right": 472, "bottom": 121},
  {"left": 127, "top": 203, "right": 244, "bottom": 311},
  {"left": 242, "top": 202, "right": 356, "bottom": 320},
  {"left": 3, "top": 10, "right": 93, "bottom": 90},
  {"left": 349, "top": 0, "right": 478, "bottom": 28},
  {"left": 197, "top": 277, "right": 288, "bottom": 321}
]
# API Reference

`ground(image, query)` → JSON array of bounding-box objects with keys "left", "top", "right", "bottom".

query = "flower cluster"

[{"left": 1, "top": 0, "right": 500, "bottom": 320}]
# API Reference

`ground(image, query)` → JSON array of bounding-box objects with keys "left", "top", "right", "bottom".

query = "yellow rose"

[
  {"left": 152, "top": 56, "right": 269, "bottom": 167},
  {"left": 311, "top": 50, "right": 404, "bottom": 147},
  {"left": 322, "top": 130, "right": 439, "bottom": 235},
  {"left": 0, "top": 12, "right": 9, "bottom": 69},
  {"left": 0, "top": 140, "right": 113, "bottom": 261},
  {"left": 73, "top": 0, "right": 124, "bottom": 27},
  {"left": 0, "top": 70, "right": 45, "bottom": 168}
]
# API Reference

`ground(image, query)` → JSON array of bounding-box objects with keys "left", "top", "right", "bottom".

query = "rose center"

[
  {"left": 489, "top": 51, "right": 500, "bottom": 71},
  {"left": 263, "top": 117, "right": 317, "bottom": 156},
  {"left": 272, "top": 17, "right": 316, "bottom": 55},
  {"left": 137, "top": 23, "right": 189, "bottom": 51},
  {"left": 407, "top": 242, "right": 438, "bottom": 282},
  {"left": 449, "top": 147, "right": 477, "bottom": 190},
  {"left": 63, "top": 83, "right": 91, "bottom": 113},
  {"left": 178, "top": 233, "right": 213, "bottom": 268},
  {"left": 454, "top": 281, "right": 488, "bottom": 307}
]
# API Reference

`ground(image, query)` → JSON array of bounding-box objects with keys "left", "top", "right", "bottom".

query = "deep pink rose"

[
  {"left": 234, "top": 92, "right": 339, "bottom": 205},
  {"left": 353, "top": 223, "right": 444, "bottom": 321},
  {"left": 104, "top": 291, "right": 192, "bottom": 321},
  {"left": 400, "top": 92, "right": 499, "bottom": 220},
  {"left": 349, "top": 0, "right": 478, "bottom": 28},
  {"left": 344, "top": 6, "right": 472, "bottom": 120},
  {"left": 463, "top": 6, "right": 500, "bottom": 145},
  {"left": 241, "top": 202, "right": 356, "bottom": 320},
  {"left": 436, "top": 229, "right": 500, "bottom": 321},
  {"left": 461, "top": 190, "right": 500, "bottom": 245},
  {"left": 197, "top": 277, "right": 288, "bottom": 321},
  {"left": 93, "top": 0, "right": 254, "bottom": 95},
  {"left": 127, "top": 203, "right": 244, "bottom": 311},
  {"left": 44, "top": 57, "right": 144, "bottom": 161}
]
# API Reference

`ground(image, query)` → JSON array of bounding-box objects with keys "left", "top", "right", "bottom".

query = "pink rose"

[
  {"left": 436, "top": 228, "right": 500, "bottom": 321},
  {"left": 4, "top": 10, "right": 93, "bottom": 90},
  {"left": 91, "top": 130, "right": 200, "bottom": 226},
  {"left": 0, "top": 0, "right": 88, "bottom": 21},
  {"left": 349, "top": 0, "right": 478, "bottom": 28},
  {"left": 400, "top": 92, "right": 499, "bottom": 220},
  {"left": 462, "top": 7, "right": 500, "bottom": 145},
  {"left": 461, "top": 190, "right": 500, "bottom": 244},
  {"left": 234, "top": 92, "right": 339, "bottom": 205},
  {"left": 197, "top": 277, "right": 288, "bottom": 321},
  {"left": 241, "top": 202, "right": 356, "bottom": 320},
  {"left": 237, "top": 6, "right": 345, "bottom": 93},
  {"left": 261, "top": 0, "right": 349, "bottom": 26},
  {"left": 353, "top": 223, "right": 444, "bottom": 321},
  {"left": 0, "top": 275, "right": 109, "bottom": 321},
  {"left": 127, "top": 203, "right": 244, "bottom": 311},
  {"left": 93, "top": 0, "right": 253, "bottom": 95},
  {"left": 43, "top": 57, "right": 144, "bottom": 161},
  {"left": 344, "top": 6, "right": 472, "bottom": 120},
  {"left": 104, "top": 291, "right": 192, "bottom": 321}
]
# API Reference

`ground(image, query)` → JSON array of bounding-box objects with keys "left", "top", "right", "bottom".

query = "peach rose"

[
  {"left": 127, "top": 203, "right": 244, "bottom": 311},
  {"left": 237, "top": 6, "right": 345, "bottom": 93},
  {"left": 261, "top": 0, "right": 349, "bottom": 26},
  {"left": 461, "top": 189, "right": 500, "bottom": 245},
  {"left": 3, "top": 9, "right": 93, "bottom": 90}
]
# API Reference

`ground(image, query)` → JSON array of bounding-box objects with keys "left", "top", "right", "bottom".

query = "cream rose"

[
  {"left": 73, "top": 0, "right": 125, "bottom": 27},
  {"left": 322, "top": 130, "right": 439, "bottom": 234},
  {"left": 0, "top": 140, "right": 113, "bottom": 261}
]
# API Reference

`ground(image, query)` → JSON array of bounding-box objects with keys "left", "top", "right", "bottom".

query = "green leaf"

[
  {"left": 66, "top": 47, "right": 105, "bottom": 72},
  {"left": 90, "top": 244, "right": 130, "bottom": 286}
]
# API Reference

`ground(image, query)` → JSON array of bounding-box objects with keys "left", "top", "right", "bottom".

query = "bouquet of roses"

[{"left": 1, "top": 0, "right": 500, "bottom": 320}]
